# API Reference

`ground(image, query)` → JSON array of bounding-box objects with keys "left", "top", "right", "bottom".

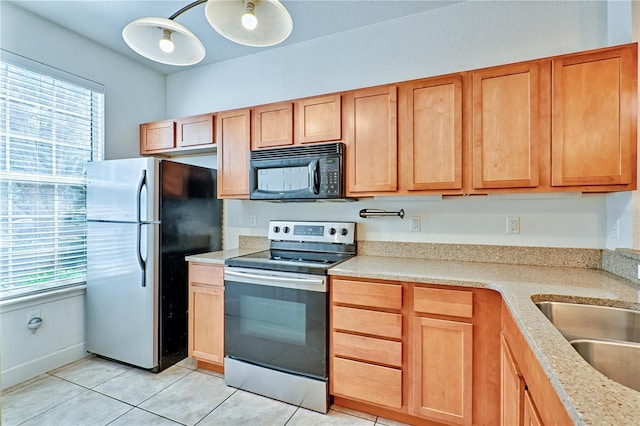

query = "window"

[{"left": 0, "top": 51, "right": 105, "bottom": 299}]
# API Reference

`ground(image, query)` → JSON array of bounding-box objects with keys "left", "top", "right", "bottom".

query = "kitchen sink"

[
  {"left": 571, "top": 339, "right": 640, "bottom": 392},
  {"left": 535, "top": 301, "right": 640, "bottom": 392},
  {"left": 535, "top": 301, "right": 640, "bottom": 343}
]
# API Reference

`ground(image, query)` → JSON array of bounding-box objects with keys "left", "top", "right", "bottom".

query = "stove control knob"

[
  {"left": 272, "top": 226, "right": 280, "bottom": 233},
  {"left": 283, "top": 226, "right": 290, "bottom": 233},
  {"left": 340, "top": 228, "right": 349, "bottom": 236},
  {"left": 329, "top": 227, "right": 337, "bottom": 235}
]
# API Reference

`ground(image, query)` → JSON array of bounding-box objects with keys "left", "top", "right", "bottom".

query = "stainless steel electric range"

[{"left": 223, "top": 220, "right": 356, "bottom": 413}]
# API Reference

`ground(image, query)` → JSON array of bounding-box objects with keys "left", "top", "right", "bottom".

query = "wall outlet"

[
  {"left": 506, "top": 216, "right": 520, "bottom": 234},
  {"left": 637, "top": 264, "right": 640, "bottom": 280},
  {"left": 410, "top": 216, "right": 421, "bottom": 232},
  {"left": 249, "top": 215, "right": 257, "bottom": 227},
  {"left": 611, "top": 219, "right": 620, "bottom": 239}
]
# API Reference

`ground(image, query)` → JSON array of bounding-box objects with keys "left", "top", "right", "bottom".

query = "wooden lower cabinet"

[
  {"left": 330, "top": 277, "right": 501, "bottom": 426},
  {"left": 187, "top": 262, "right": 224, "bottom": 372},
  {"left": 412, "top": 317, "right": 473, "bottom": 425},
  {"left": 501, "top": 303, "right": 571, "bottom": 425}
]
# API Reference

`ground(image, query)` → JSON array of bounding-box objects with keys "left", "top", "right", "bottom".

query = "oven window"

[
  {"left": 225, "top": 280, "right": 328, "bottom": 379},
  {"left": 240, "top": 295, "right": 306, "bottom": 345},
  {"left": 257, "top": 166, "right": 309, "bottom": 191}
]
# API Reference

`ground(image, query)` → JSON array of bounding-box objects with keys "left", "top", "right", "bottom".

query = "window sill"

[{"left": 0, "top": 284, "right": 86, "bottom": 311}]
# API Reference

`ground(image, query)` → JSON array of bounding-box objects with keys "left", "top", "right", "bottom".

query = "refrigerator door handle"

[
  {"left": 136, "top": 170, "right": 147, "bottom": 222},
  {"left": 136, "top": 170, "right": 147, "bottom": 287},
  {"left": 137, "top": 222, "right": 147, "bottom": 287}
]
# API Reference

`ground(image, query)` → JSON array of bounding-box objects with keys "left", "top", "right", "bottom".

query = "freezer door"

[
  {"left": 87, "top": 157, "right": 159, "bottom": 222},
  {"left": 86, "top": 221, "right": 159, "bottom": 369}
]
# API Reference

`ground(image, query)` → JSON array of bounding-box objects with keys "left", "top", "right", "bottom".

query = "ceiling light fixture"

[{"left": 122, "top": 0, "right": 293, "bottom": 67}]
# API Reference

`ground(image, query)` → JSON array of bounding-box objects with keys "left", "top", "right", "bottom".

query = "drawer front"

[
  {"left": 333, "top": 331, "right": 402, "bottom": 367},
  {"left": 189, "top": 263, "right": 224, "bottom": 286},
  {"left": 333, "top": 306, "right": 402, "bottom": 339},
  {"left": 414, "top": 287, "right": 473, "bottom": 318},
  {"left": 332, "top": 278, "right": 402, "bottom": 310},
  {"left": 332, "top": 357, "right": 402, "bottom": 409}
]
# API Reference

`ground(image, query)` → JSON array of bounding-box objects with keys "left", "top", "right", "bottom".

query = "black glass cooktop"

[{"left": 225, "top": 249, "right": 354, "bottom": 275}]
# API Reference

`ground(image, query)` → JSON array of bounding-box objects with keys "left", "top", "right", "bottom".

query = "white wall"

[
  {"left": 165, "top": 0, "right": 636, "bottom": 250},
  {"left": 1, "top": 289, "right": 86, "bottom": 390},
  {"left": 0, "top": 1, "right": 166, "bottom": 160},
  {"left": 0, "top": 2, "right": 167, "bottom": 389}
]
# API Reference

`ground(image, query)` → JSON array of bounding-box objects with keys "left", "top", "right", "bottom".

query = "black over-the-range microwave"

[{"left": 249, "top": 142, "right": 347, "bottom": 201}]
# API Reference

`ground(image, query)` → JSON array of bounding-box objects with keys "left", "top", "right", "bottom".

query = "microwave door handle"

[{"left": 309, "top": 160, "right": 320, "bottom": 194}]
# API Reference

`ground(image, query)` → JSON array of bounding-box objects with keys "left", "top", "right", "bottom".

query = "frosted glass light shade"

[
  {"left": 123, "top": 17, "right": 206, "bottom": 66},
  {"left": 205, "top": 0, "right": 293, "bottom": 47}
]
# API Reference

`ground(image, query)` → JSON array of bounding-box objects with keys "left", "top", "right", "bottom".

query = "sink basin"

[
  {"left": 571, "top": 339, "right": 640, "bottom": 392},
  {"left": 535, "top": 301, "right": 640, "bottom": 392},
  {"left": 535, "top": 301, "right": 640, "bottom": 343}
]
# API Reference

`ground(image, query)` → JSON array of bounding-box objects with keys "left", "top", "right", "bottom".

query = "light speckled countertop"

[
  {"left": 185, "top": 248, "right": 260, "bottom": 265},
  {"left": 329, "top": 256, "right": 640, "bottom": 426}
]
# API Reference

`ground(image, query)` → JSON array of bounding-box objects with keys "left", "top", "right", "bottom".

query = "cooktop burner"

[{"left": 225, "top": 220, "right": 357, "bottom": 275}]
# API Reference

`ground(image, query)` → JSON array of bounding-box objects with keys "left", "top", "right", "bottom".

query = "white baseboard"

[{"left": 1, "top": 342, "right": 87, "bottom": 390}]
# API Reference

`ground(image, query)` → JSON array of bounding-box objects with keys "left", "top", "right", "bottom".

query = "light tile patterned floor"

[{"left": 1, "top": 356, "right": 409, "bottom": 426}]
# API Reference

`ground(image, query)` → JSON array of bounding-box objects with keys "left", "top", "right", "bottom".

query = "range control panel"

[{"left": 268, "top": 220, "right": 356, "bottom": 245}]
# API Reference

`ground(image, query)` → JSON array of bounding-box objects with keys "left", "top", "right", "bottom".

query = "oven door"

[{"left": 224, "top": 267, "right": 328, "bottom": 379}]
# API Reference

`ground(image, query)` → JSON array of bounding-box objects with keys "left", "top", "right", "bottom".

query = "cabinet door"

[
  {"left": 253, "top": 102, "right": 293, "bottom": 149},
  {"left": 501, "top": 334, "right": 524, "bottom": 426},
  {"left": 402, "top": 76, "right": 463, "bottom": 191},
  {"left": 188, "top": 263, "right": 224, "bottom": 365},
  {"left": 140, "top": 120, "right": 175, "bottom": 154},
  {"left": 216, "top": 109, "right": 250, "bottom": 198},
  {"left": 412, "top": 317, "right": 473, "bottom": 426},
  {"left": 345, "top": 86, "right": 398, "bottom": 194},
  {"left": 177, "top": 114, "right": 214, "bottom": 148},
  {"left": 472, "top": 62, "right": 541, "bottom": 189},
  {"left": 523, "top": 390, "right": 543, "bottom": 426},
  {"left": 552, "top": 45, "right": 636, "bottom": 187},
  {"left": 295, "top": 94, "right": 342, "bottom": 143}
]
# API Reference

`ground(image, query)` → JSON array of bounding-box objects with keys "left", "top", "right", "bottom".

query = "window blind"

[{"left": 0, "top": 51, "right": 105, "bottom": 299}]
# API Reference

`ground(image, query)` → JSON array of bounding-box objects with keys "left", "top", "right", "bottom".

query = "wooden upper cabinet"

[
  {"left": 472, "top": 62, "right": 543, "bottom": 189},
  {"left": 400, "top": 75, "right": 463, "bottom": 191},
  {"left": 217, "top": 109, "right": 251, "bottom": 198},
  {"left": 252, "top": 102, "right": 293, "bottom": 149},
  {"left": 551, "top": 44, "right": 637, "bottom": 187},
  {"left": 345, "top": 85, "right": 398, "bottom": 195},
  {"left": 176, "top": 114, "right": 215, "bottom": 148},
  {"left": 140, "top": 120, "right": 176, "bottom": 153},
  {"left": 295, "top": 94, "right": 342, "bottom": 143}
]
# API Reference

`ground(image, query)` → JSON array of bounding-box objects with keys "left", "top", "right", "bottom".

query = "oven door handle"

[{"left": 224, "top": 268, "right": 327, "bottom": 292}]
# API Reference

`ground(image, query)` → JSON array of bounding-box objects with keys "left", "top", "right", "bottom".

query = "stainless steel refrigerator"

[{"left": 86, "top": 157, "right": 222, "bottom": 372}]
